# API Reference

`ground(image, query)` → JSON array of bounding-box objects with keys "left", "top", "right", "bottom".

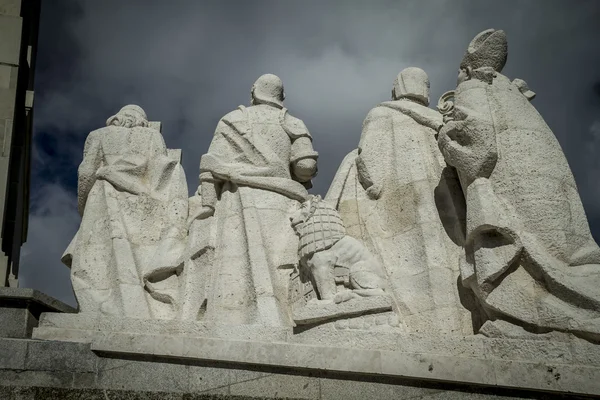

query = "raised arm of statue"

[
  {"left": 290, "top": 136, "right": 318, "bottom": 184},
  {"left": 77, "top": 131, "right": 103, "bottom": 216}
]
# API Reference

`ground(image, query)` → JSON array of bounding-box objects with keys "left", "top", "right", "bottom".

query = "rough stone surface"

[
  {"left": 82, "top": 331, "right": 600, "bottom": 396},
  {"left": 64, "top": 105, "right": 189, "bottom": 320},
  {"left": 0, "top": 288, "right": 76, "bottom": 314},
  {"left": 325, "top": 67, "right": 472, "bottom": 337},
  {"left": 0, "top": 287, "right": 75, "bottom": 338},
  {"left": 1, "top": 337, "right": 594, "bottom": 399},
  {"left": 437, "top": 29, "right": 600, "bottom": 341},
  {"left": 189, "top": 74, "right": 319, "bottom": 328}
]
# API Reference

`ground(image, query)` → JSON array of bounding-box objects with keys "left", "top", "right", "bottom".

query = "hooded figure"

[
  {"left": 190, "top": 74, "right": 318, "bottom": 327},
  {"left": 326, "top": 68, "right": 472, "bottom": 335},
  {"left": 64, "top": 105, "right": 189, "bottom": 319},
  {"left": 438, "top": 29, "right": 600, "bottom": 341}
]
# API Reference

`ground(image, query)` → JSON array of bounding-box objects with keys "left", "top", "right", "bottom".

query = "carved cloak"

[
  {"left": 326, "top": 100, "right": 472, "bottom": 335},
  {"left": 199, "top": 105, "right": 315, "bottom": 327},
  {"left": 63, "top": 126, "right": 188, "bottom": 319},
  {"left": 439, "top": 73, "right": 600, "bottom": 340}
]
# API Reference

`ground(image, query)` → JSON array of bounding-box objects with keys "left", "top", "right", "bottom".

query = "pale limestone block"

[
  {"left": 0, "top": 337, "right": 26, "bottom": 369},
  {"left": 482, "top": 338, "right": 572, "bottom": 364},
  {"left": 88, "top": 331, "right": 600, "bottom": 395},
  {"left": 291, "top": 325, "right": 400, "bottom": 351},
  {"left": 0, "top": 87, "right": 16, "bottom": 119},
  {"left": 187, "top": 365, "right": 230, "bottom": 394},
  {"left": 0, "top": 64, "right": 17, "bottom": 89},
  {"left": 0, "top": 369, "right": 74, "bottom": 389},
  {"left": 380, "top": 351, "right": 494, "bottom": 386}
]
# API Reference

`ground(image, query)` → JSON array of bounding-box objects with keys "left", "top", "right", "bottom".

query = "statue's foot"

[
  {"left": 306, "top": 298, "right": 334, "bottom": 306},
  {"left": 334, "top": 291, "right": 359, "bottom": 304}
]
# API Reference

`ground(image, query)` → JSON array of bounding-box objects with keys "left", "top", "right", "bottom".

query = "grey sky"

[{"left": 20, "top": 0, "right": 600, "bottom": 306}]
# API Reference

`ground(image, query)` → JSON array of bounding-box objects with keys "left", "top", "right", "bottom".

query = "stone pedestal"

[
  {"left": 1, "top": 333, "right": 599, "bottom": 399},
  {"left": 0, "top": 287, "right": 76, "bottom": 338},
  {"left": 25, "top": 312, "right": 600, "bottom": 397}
]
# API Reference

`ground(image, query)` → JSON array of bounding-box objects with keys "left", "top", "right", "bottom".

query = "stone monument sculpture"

[
  {"left": 24, "top": 28, "right": 600, "bottom": 399},
  {"left": 62, "top": 105, "right": 189, "bottom": 320},
  {"left": 188, "top": 74, "right": 319, "bottom": 327},
  {"left": 438, "top": 29, "right": 600, "bottom": 341},
  {"left": 290, "top": 194, "right": 387, "bottom": 304},
  {"left": 326, "top": 68, "right": 472, "bottom": 335},
  {"left": 288, "top": 194, "right": 394, "bottom": 326}
]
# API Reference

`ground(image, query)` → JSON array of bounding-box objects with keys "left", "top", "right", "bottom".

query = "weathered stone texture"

[{"left": 2, "top": 337, "right": 594, "bottom": 399}]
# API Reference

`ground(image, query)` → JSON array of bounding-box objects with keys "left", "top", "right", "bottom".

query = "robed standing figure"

[
  {"left": 326, "top": 68, "right": 472, "bottom": 335},
  {"left": 191, "top": 74, "right": 318, "bottom": 327},
  {"left": 438, "top": 29, "right": 600, "bottom": 341},
  {"left": 64, "top": 105, "right": 189, "bottom": 320}
]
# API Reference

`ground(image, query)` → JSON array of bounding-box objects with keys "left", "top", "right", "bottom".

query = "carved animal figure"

[{"left": 290, "top": 195, "right": 387, "bottom": 303}]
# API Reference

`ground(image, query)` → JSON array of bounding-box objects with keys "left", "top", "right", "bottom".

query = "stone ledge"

[
  {"left": 293, "top": 296, "right": 393, "bottom": 325},
  {"left": 89, "top": 331, "right": 600, "bottom": 397},
  {"left": 0, "top": 337, "right": 595, "bottom": 399},
  {"left": 31, "top": 313, "right": 600, "bottom": 396},
  {"left": 0, "top": 287, "right": 76, "bottom": 313},
  {"left": 0, "top": 289, "right": 76, "bottom": 339}
]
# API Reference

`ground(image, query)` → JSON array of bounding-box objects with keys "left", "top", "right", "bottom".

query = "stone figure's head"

[
  {"left": 251, "top": 74, "right": 285, "bottom": 108},
  {"left": 392, "top": 67, "right": 430, "bottom": 106},
  {"left": 290, "top": 195, "right": 321, "bottom": 229},
  {"left": 106, "top": 105, "right": 149, "bottom": 128},
  {"left": 458, "top": 29, "right": 507, "bottom": 85}
]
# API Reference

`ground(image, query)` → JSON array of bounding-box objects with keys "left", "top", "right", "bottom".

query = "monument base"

[
  {"left": 2, "top": 335, "right": 599, "bottom": 399},
  {"left": 25, "top": 312, "right": 600, "bottom": 397},
  {"left": 0, "top": 287, "right": 76, "bottom": 339}
]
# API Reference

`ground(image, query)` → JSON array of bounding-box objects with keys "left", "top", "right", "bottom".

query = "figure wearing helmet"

[
  {"left": 326, "top": 67, "right": 471, "bottom": 335},
  {"left": 190, "top": 74, "right": 318, "bottom": 327}
]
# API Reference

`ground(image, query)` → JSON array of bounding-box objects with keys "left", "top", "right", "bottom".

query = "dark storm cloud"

[{"left": 20, "top": 0, "right": 600, "bottom": 305}]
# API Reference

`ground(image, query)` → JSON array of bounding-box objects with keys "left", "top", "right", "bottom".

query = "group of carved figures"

[{"left": 64, "top": 29, "right": 600, "bottom": 343}]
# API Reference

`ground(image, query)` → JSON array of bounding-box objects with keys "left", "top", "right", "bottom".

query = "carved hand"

[
  {"left": 438, "top": 117, "right": 497, "bottom": 188},
  {"left": 366, "top": 183, "right": 383, "bottom": 200}
]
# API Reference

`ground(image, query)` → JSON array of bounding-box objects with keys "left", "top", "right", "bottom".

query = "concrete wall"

[{"left": 0, "top": 0, "right": 40, "bottom": 287}]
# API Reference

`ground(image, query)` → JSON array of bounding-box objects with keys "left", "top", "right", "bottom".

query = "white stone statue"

[
  {"left": 189, "top": 74, "right": 318, "bottom": 327},
  {"left": 290, "top": 195, "right": 387, "bottom": 304},
  {"left": 63, "top": 105, "right": 189, "bottom": 319},
  {"left": 326, "top": 68, "right": 473, "bottom": 335},
  {"left": 438, "top": 29, "right": 600, "bottom": 341}
]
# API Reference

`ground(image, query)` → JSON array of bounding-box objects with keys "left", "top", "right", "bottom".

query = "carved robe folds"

[
  {"left": 327, "top": 100, "right": 472, "bottom": 335},
  {"left": 198, "top": 104, "right": 318, "bottom": 327},
  {"left": 64, "top": 121, "right": 188, "bottom": 319},
  {"left": 439, "top": 73, "right": 600, "bottom": 341}
]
